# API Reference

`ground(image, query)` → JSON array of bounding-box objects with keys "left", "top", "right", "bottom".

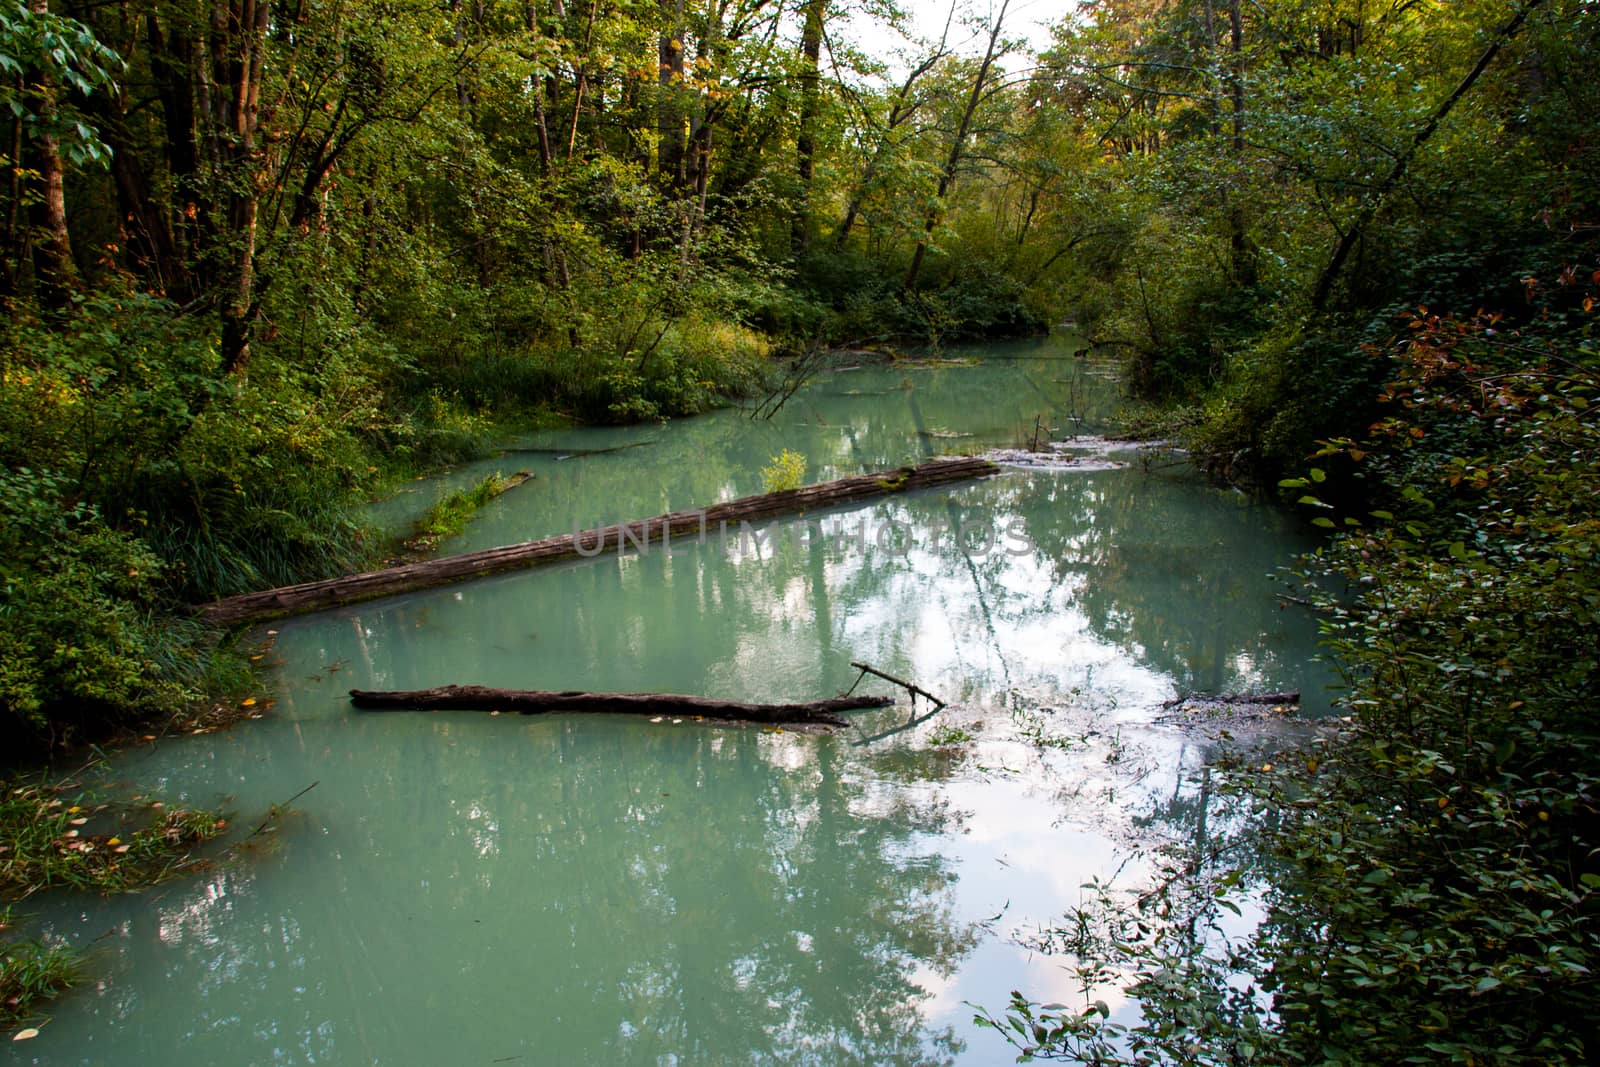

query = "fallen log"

[
  {"left": 196, "top": 456, "right": 999, "bottom": 627},
  {"left": 349, "top": 685, "right": 891, "bottom": 727}
]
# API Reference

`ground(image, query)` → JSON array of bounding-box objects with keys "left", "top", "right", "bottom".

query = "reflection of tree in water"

[
  {"left": 53, "top": 720, "right": 973, "bottom": 1065},
  {"left": 942, "top": 471, "right": 1320, "bottom": 699}
]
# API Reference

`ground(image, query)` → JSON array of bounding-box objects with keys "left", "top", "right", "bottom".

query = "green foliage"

[
  {"left": 0, "top": 0, "right": 121, "bottom": 167},
  {"left": 0, "top": 780, "right": 223, "bottom": 896},
  {"left": 927, "top": 723, "right": 974, "bottom": 747},
  {"left": 0, "top": 930, "right": 75, "bottom": 1028},
  {"left": 759, "top": 450, "right": 807, "bottom": 493},
  {"left": 987, "top": 283, "right": 1600, "bottom": 1064},
  {"left": 408, "top": 471, "right": 526, "bottom": 548},
  {"left": 0, "top": 467, "right": 208, "bottom": 741},
  {"left": 0, "top": 779, "right": 226, "bottom": 1027}
]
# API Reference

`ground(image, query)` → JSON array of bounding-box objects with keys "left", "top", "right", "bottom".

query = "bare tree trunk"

[
  {"left": 219, "top": 0, "right": 271, "bottom": 375},
  {"left": 790, "top": 0, "right": 824, "bottom": 254},
  {"left": 566, "top": 0, "right": 600, "bottom": 159}
]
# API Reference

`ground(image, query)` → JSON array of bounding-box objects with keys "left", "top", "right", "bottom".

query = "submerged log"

[
  {"left": 196, "top": 456, "right": 999, "bottom": 628},
  {"left": 349, "top": 685, "right": 891, "bottom": 727},
  {"left": 1160, "top": 691, "right": 1301, "bottom": 709}
]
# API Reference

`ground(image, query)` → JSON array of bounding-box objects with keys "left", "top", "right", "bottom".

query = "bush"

[
  {"left": 984, "top": 284, "right": 1600, "bottom": 1065},
  {"left": 0, "top": 469, "right": 207, "bottom": 743}
]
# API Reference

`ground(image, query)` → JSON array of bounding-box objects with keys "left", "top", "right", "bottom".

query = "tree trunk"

[
  {"left": 349, "top": 685, "right": 892, "bottom": 727},
  {"left": 903, "top": 0, "right": 1010, "bottom": 291},
  {"left": 27, "top": 0, "right": 79, "bottom": 306},
  {"left": 657, "top": 0, "right": 687, "bottom": 190},
  {"left": 790, "top": 0, "right": 824, "bottom": 254},
  {"left": 218, "top": 0, "right": 272, "bottom": 375},
  {"left": 195, "top": 457, "right": 1000, "bottom": 627}
]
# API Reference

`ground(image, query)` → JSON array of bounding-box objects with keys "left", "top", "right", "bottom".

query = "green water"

[{"left": 17, "top": 336, "right": 1336, "bottom": 1065}]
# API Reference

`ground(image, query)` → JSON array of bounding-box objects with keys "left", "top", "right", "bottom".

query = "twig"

[
  {"left": 847, "top": 660, "right": 946, "bottom": 709},
  {"left": 248, "top": 780, "right": 320, "bottom": 839}
]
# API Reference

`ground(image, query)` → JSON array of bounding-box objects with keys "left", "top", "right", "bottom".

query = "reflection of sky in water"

[{"left": 18, "top": 338, "right": 1338, "bottom": 1065}]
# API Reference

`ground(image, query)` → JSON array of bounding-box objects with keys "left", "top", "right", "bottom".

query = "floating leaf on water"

[
  {"left": 650, "top": 716, "right": 664, "bottom": 723},
  {"left": 13, "top": 1028, "right": 40, "bottom": 1041}
]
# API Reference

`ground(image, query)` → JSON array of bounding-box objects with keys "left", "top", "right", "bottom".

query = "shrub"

[{"left": 760, "top": 450, "right": 808, "bottom": 493}]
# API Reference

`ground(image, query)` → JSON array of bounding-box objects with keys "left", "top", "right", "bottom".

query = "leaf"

[
  {"left": 1474, "top": 976, "right": 1501, "bottom": 994},
  {"left": 1310, "top": 468, "right": 1327, "bottom": 483},
  {"left": 1361, "top": 868, "right": 1391, "bottom": 885},
  {"left": 13, "top": 1029, "right": 40, "bottom": 1042},
  {"left": 1313, "top": 517, "right": 1336, "bottom": 528}
]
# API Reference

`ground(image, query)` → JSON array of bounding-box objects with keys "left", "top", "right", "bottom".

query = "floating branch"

[
  {"left": 847, "top": 660, "right": 946, "bottom": 709},
  {"left": 196, "top": 457, "right": 999, "bottom": 628},
  {"left": 349, "top": 685, "right": 894, "bottom": 728}
]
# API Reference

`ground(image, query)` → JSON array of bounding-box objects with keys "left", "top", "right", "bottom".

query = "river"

[{"left": 17, "top": 333, "right": 1336, "bottom": 1065}]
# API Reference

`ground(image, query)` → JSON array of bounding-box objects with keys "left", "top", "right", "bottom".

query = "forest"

[{"left": 2, "top": 0, "right": 1598, "bottom": 1061}]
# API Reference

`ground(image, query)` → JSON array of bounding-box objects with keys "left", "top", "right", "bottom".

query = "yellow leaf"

[
  {"left": 107, "top": 837, "right": 121, "bottom": 846},
  {"left": 241, "top": 697, "right": 256, "bottom": 707}
]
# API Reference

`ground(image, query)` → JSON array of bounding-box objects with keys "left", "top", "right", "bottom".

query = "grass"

[
  {"left": 0, "top": 917, "right": 75, "bottom": 1027},
  {"left": 1, "top": 774, "right": 227, "bottom": 1031},
  {"left": 403, "top": 470, "right": 531, "bottom": 553},
  {"left": 0, "top": 780, "right": 224, "bottom": 898}
]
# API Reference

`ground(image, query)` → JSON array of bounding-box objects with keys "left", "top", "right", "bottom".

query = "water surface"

[{"left": 18, "top": 336, "right": 1336, "bottom": 1065}]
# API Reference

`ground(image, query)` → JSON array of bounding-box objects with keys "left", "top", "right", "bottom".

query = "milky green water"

[{"left": 16, "top": 336, "right": 1337, "bottom": 1066}]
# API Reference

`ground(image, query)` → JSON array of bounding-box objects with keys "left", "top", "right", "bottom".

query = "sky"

[{"left": 838, "top": 0, "right": 1070, "bottom": 77}]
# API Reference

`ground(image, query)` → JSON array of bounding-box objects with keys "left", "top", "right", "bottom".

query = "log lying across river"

[
  {"left": 350, "top": 685, "right": 892, "bottom": 727},
  {"left": 197, "top": 456, "right": 999, "bottom": 628}
]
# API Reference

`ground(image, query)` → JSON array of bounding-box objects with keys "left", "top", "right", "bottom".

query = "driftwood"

[
  {"left": 196, "top": 457, "right": 999, "bottom": 628},
  {"left": 349, "top": 685, "right": 891, "bottom": 727},
  {"left": 1160, "top": 691, "right": 1300, "bottom": 710}
]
